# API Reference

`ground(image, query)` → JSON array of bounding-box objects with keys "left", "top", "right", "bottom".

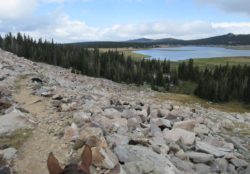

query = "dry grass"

[
  {"left": 154, "top": 92, "right": 250, "bottom": 113},
  {"left": 0, "top": 129, "right": 32, "bottom": 149}
]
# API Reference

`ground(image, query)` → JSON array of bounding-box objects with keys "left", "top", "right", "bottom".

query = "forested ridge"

[{"left": 1, "top": 33, "right": 250, "bottom": 103}]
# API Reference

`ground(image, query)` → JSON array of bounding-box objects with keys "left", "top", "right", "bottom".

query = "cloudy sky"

[{"left": 0, "top": 0, "right": 250, "bottom": 42}]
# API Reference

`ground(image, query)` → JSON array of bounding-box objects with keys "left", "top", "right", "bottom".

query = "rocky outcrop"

[{"left": 0, "top": 49, "right": 249, "bottom": 174}]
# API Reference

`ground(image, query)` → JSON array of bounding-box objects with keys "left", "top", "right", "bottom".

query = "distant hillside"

[
  {"left": 186, "top": 33, "right": 250, "bottom": 45},
  {"left": 69, "top": 33, "right": 250, "bottom": 48},
  {"left": 126, "top": 38, "right": 153, "bottom": 43}
]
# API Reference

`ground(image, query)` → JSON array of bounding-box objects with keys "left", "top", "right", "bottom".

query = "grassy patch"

[
  {"left": 99, "top": 48, "right": 150, "bottom": 60},
  {"left": 0, "top": 129, "right": 32, "bottom": 150},
  {"left": 177, "top": 57, "right": 250, "bottom": 70},
  {"left": 170, "top": 81, "right": 197, "bottom": 95},
  {"left": 154, "top": 92, "right": 250, "bottom": 113}
]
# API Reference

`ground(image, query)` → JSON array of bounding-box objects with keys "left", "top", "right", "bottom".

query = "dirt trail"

[{"left": 13, "top": 77, "right": 69, "bottom": 174}]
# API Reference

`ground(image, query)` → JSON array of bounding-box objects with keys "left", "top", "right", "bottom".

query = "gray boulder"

[
  {"left": 163, "top": 128, "right": 196, "bottom": 146},
  {"left": 196, "top": 141, "right": 232, "bottom": 157},
  {"left": 185, "top": 151, "right": 214, "bottom": 163},
  {"left": 114, "top": 145, "right": 179, "bottom": 174},
  {"left": 230, "top": 158, "right": 249, "bottom": 168},
  {"left": 2, "top": 148, "right": 17, "bottom": 160},
  {"left": 195, "top": 163, "right": 211, "bottom": 174}
]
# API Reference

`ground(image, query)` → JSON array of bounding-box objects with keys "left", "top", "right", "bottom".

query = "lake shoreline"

[{"left": 133, "top": 45, "right": 250, "bottom": 61}]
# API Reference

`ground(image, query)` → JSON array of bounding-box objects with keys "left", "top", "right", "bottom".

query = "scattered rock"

[
  {"left": 114, "top": 145, "right": 179, "bottom": 174},
  {"left": 227, "top": 164, "right": 238, "bottom": 174},
  {"left": 41, "top": 91, "right": 53, "bottom": 97},
  {"left": 103, "top": 108, "right": 122, "bottom": 119},
  {"left": 151, "top": 118, "right": 172, "bottom": 130},
  {"left": 0, "top": 109, "right": 33, "bottom": 134},
  {"left": 127, "top": 117, "right": 139, "bottom": 131},
  {"left": 221, "top": 119, "right": 234, "bottom": 130},
  {"left": 230, "top": 158, "right": 249, "bottom": 168},
  {"left": 92, "top": 147, "right": 119, "bottom": 169},
  {"left": 52, "top": 94, "right": 63, "bottom": 100},
  {"left": 195, "top": 163, "right": 211, "bottom": 174},
  {"left": 122, "top": 109, "right": 137, "bottom": 119},
  {"left": 73, "top": 111, "right": 91, "bottom": 127},
  {"left": 123, "top": 161, "right": 154, "bottom": 174},
  {"left": 60, "top": 102, "right": 77, "bottom": 112},
  {"left": 0, "top": 167, "right": 11, "bottom": 174},
  {"left": 173, "top": 120, "right": 196, "bottom": 131},
  {"left": 210, "top": 158, "right": 228, "bottom": 173},
  {"left": 170, "top": 156, "right": 195, "bottom": 173},
  {"left": 185, "top": 151, "right": 214, "bottom": 163},
  {"left": 196, "top": 141, "right": 232, "bottom": 157},
  {"left": 2, "top": 148, "right": 17, "bottom": 160},
  {"left": 193, "top": 124, "right": 209, "bottom": 135},
  {"left": 163, "top": 128, "right": 196, "bottom": 146},
  {"left": 63, "top": 123, "right": 79, "bottom": 141}
]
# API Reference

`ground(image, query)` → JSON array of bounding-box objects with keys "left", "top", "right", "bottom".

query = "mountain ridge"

[{"left": 70, "top": 33, "right": 250, "bottom": 48}]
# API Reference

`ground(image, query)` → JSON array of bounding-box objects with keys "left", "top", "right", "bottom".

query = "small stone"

[
  {"left": 124, "top": 161, "right": 154, "bottom": 174},
  {"left": 221, "top": 119, "right": 234, "bottom": 130},
  {"left": 175, "top": 149, "right": 187, "bottom": 160},
  {"left": 195, "top": 163, "right": 211, "bottom": 174},
  {"left": 173, "top": 120, "right": 196, "bottom": 131},
  {"left": 230, "top": 158, "right": 249, "bottom": 168},
  {"left": 73, "top": 111, "right": 91, "bottom": 127},
  {"left": 151, "top": 118, "right": 172, "bottom": 130},
  {"left": 122, "top": 109, "right": 137, "bottom": 119},
  {"left": 227, "top": 164, "right": 238, "bottom": 174},
  {"left": 0, "top": 167, "right": 11, "bottom": 174},
  {"left": 92, "top": 147, "right": 118, "bottom": 169},
  {"left": 210, "top": 158, "right": 228, "bottom": 173},
  {"left": 196, "top": 141, "right": 231, "bottom": 157},
  {"left": 41, "top": 91, "right": 53, "bottom": 97},
  {"left": 186, "top": 151, "right": 214, "bottom": 163},
  {"left": 170, "top": 156, "right": 195, "bottom": 173},
  {"left": 2, "top": 148, "right": 17, "bottom": 160},
  {"left": 163, "top": 128, "right": 196, "bottom": 146},
  {"left": 127, "top": 117, "right": 139, "bottom": 132},
  {"left": 63, "top": 123, "right": 79, "bottom": 141},
  {"left": 193, "top": 124, "right": 209, "bottom": 135},
  {"left": 243, "top": 165, "right": 250, "bottom": 174},
  {"left": 52, "top": 94, "right": 63, "bottom": 100}
]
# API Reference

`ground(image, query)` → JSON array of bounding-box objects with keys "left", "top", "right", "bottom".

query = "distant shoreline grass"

[{"left": 99, "top": 48, "right": 150, "bottom": 59}]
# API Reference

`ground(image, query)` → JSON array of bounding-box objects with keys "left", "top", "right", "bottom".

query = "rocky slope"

[{"left": 0, "top": 49, "right": 249, "bottom": 174}]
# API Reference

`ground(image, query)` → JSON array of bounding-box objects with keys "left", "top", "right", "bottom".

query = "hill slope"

[
  {"left": 71, "top": 33, "right": 250, "bottom": 47},
  {"left": 0, "top": 49, "right": 249, "bottom": 174}
]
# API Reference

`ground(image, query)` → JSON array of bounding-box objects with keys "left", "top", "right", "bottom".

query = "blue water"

[{"left": 133, "top": 46, "right": 250, "bottom": 61}]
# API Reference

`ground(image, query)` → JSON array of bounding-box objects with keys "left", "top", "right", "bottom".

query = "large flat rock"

[
  {"left": 0, "top": 109, "right": 33, "bottom": 134},
  {"left": 114, "top": 145, "right": 180, "bottom": 174}
]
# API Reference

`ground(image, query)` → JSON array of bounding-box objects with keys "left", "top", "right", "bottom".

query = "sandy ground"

[{"left": 13, "top": 77, "right": 69, "bottom": 174}]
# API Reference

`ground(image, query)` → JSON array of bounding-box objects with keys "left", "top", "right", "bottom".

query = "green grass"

[
  {"left": 99, "top": 48, "right": 150, "bottom": 60},
  {"left": 170, "top": 81, "right": 197, "bottom": 95},
  {"left": 186, "top": 57, "right": 250, "bottom": 68},
  {"left": 168, "top": 57, "right": 250, "bottom": 70}
]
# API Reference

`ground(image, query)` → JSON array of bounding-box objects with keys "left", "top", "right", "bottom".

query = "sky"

[{"left": 0, "top": 0, "right": 250, "bottom": 42}]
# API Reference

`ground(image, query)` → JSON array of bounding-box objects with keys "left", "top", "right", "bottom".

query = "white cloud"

[
  {"left": 0, "top": 0, "right": 37, "bottom": 19},
  {"left": 1, "top": 0, "right": 250, "bottom": 42},
  {"left": 196, "top": 0, "right": 250, "bottom": 16},
  {"left": 16, "top": 14, "right": 250, "bottom": 42}
]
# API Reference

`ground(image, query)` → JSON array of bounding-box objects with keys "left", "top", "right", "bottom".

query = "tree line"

[
  {"left": 0, "top": 33, "right": 175, "bottom": 89},
  {"left": 0, "top": 33, "right": 250, "bottom": 103},
  {"left": 178, "top": 61, "right": 250, "bottom": 103}
]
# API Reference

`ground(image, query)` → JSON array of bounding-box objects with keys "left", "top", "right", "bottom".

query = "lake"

[{"left": 133, "top": 46, "right": 250, "bottom": 61}]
